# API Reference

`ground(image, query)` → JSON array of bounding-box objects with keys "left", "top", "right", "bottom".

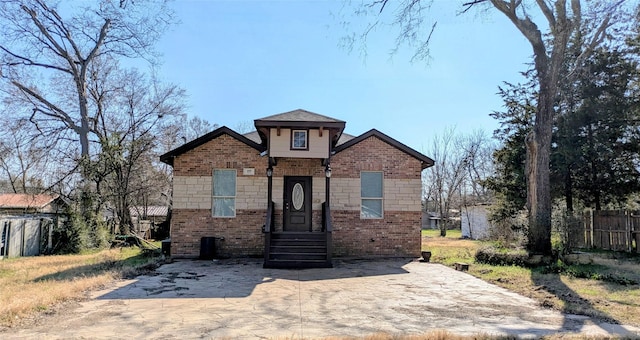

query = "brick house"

[{"left": 160, "top": 109, "right": 434, "bottom": 268}]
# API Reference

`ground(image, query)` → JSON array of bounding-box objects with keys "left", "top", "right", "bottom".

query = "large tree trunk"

[
  {"left": 564, "top": 166, "right": 573, "bottom": 212},
  {"left": 525, "top": 89, "right": 554, "bottom": 255}
]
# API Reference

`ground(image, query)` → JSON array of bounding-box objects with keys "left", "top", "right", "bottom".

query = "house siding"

[{"left": 269, "top": 128, "right": 329, "bottom": 158}]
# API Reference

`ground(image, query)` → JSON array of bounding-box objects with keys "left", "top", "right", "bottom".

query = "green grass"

[
  {"left": 421, "top": 228, "right": 462, "bottom": 239},
  {"left": 422, "top": 229, "right": 478, "bottom": 265}
]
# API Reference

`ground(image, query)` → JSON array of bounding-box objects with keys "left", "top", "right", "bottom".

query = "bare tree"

[
  {"left": 460, "top": 129, "right": 495, "bottom": 200},
  {"left": 424, "top": 127, "right": 467, "bottom": 236},
  {"left": 185, "top": 116, "right": 218, "bottom": 142},
  {"left": 348, "top": 0, "right": 628, "bottom": 254},
  {"left": 86, "top": 61, "right": 185, "bottom": 234},
  {"left": 0, "top": 101, "right": 75, "bottom": 193},
  {"left": 0, "top": 0, "right": 174, "bottom": 174},
  {"left": 234, "top": 120, "right": 254, "bottom": 134}
]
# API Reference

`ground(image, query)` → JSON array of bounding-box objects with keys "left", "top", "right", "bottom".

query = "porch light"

[
  {"left": 266, "top": 168, "right": 273, "bottom": 177},
  {"left": 325, "top": 165, "right": 332, "bottom": 178}
]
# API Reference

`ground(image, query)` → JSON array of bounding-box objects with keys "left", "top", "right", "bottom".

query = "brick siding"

[
  {"left": 330, "top": 135, "right": 423, "bottom": 257},
  {"left": 171, "top": 208, "right": 264, "bottom": 258},
  {"left": 169, "top": 132, "right": 424, "bottom": 259}
]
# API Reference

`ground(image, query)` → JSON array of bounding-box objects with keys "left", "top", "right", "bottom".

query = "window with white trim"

[
  {"left": 212, "top": 169, "right": 236, "bottom": 217},
  {"left": 291, "top": 130, "right": 308, "bottom": 150},
  {"left": 361, "top": 171, "right": 383, "bottom": 218}
]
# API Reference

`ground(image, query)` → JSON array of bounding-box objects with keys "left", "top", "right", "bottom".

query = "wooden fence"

[{"left": 568, "top": 210, "right": 640, "bottom": 252}]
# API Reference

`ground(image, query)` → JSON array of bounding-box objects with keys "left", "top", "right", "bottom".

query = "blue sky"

[{"left": 155, "top": 0, "right": 533, "bottom": 153}]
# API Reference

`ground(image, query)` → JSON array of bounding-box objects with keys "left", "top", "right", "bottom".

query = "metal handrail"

[
  {"left": 322, "top": 201, "right": 332, "bottom": 233},
  {"left": 263, "top": 201, "right": 274, "bottom": 233}
]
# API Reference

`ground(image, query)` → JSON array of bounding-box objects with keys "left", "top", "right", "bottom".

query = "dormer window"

[{"left": 291, "top": 129, "right": 308, "bottom": 150}]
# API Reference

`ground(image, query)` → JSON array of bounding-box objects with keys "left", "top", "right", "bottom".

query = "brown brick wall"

[
  {"left": 170, "top": 134, "right": 267, "bottom": 258},
  {"left": 173, "top": 134, "right": 266, "bottom": 177},
  {"left": 331, "top": 210, "right": 421, "bottom": 257},
  {"left": 329, "top": 136, "right": 423, "bottom": 257},
  {"left": 332, "top": 135, "right": 423, "bottom": 179},
  {"left": 171, "top": 208, "right": 265, "bottom": 258}
]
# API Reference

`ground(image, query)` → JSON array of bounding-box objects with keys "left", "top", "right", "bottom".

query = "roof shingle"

[
  {"left": 256, "top": 109, "right": 345, "bottom": 123},
  {"left": 0, "top": 194, "right": 59, "bottom": 209}
]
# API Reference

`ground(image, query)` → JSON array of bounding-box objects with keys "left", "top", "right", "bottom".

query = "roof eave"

[
  {"left": 159, "top": 126, "right": 266, "bottom": 166},
  {"left": 334, "top": 129, "right": 435, "bottom": 169}
]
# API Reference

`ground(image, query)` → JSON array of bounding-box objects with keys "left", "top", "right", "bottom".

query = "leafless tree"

[
  {"left": 86, "top": 60, "right": 185, "bottom": 234},
  {"left": 0, "top": 0, "right": 174, "bottom": 174},
  {"left": 234, "top": 120, "right": 254, "bottom": 134},
  {"left": 0, "top": 100, "right": 76, "bottom": 194},
  {"left": 185, "top": 116, "right": 218, "bottom": 142},
  {"left": 423, "top": 128, "right": 467, "bottom": 236}
]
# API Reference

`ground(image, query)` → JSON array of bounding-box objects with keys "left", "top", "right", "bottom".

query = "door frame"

[{"left": 283, "top": 176, "right": 312, "bottom": 232}]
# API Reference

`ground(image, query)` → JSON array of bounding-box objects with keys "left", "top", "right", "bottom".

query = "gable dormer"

[{"left": 254, "top": 109, "right": 346, "bottom": 159}]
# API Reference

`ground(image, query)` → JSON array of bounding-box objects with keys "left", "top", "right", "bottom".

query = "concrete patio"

[{"left": 6, "top": 258, "right": 640, "bottom": 339}]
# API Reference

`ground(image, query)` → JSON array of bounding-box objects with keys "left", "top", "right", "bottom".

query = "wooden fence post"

[{"left": 627, "top": 210, "right": 632, "bottom": 253}]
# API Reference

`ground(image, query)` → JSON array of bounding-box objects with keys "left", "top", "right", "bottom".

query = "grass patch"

[
  {"left": 421, "top": 231, "right": 640, "bottom": 327},
  {"left": 0, "top": 246, "right": 163, "bottom": 327},
  {"left": 422, "top": 228, "right": 479, "bottom": 266}
]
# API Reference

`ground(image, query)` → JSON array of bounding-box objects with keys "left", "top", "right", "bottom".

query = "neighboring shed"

[
  {"left": 421, "top": 212, "right": 441, "bottom": 229},
  {"left": 129, "top": 206, "right": 169, "bottom": 239},
  {"left": 460, "top": 205, "right": 492, "bottom": 240},
  {"left": 0, "top": 194, "right": 65, "bottom": 258}
]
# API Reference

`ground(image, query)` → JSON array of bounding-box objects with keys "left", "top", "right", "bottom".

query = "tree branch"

[
  {"left": 536, "top": 0, "right": 557, "bottom": 29},
  {"left": 462, "top": 0, "right": 489, "bottom": 14},
  {"left": 0, "top": 46, "right": 72, "bottom": 75},
  {"left": 12, "top": 81, "right": 78, "bottom": 132}
]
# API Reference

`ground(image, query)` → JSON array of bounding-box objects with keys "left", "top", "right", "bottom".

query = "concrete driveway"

[{"left": 6, "top": 258, "right": 640, "bottom": 339}]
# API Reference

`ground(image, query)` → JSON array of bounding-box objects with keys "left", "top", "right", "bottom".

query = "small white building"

[{"left": 460, "top": 205, "right": 493, "bottom": 240}]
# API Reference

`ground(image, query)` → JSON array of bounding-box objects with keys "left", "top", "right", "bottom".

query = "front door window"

[{"left": 292, "top": 183, "right": 304, "bottom": 210}]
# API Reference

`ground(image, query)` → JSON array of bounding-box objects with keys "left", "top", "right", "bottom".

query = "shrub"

[
  {"left": 52, "top": 205, "right": 110, "bottom": 254},
  {"left": 487, "top": 209, "right": 527, "bottom": 248},
  {"left": 475, "top": 245, "right": 529, "bottom": 267}
]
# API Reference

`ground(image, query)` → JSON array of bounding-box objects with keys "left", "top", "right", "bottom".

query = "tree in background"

[
  {"left": 86, "top": 63, "right": 185, "bottom": 235},
  {"left": 0, "top": 0, "right": 182, "bottom": 250},
  {"left": 423, "top": 128, "right": 494, "bottom": 237},
  {"left": 552, "top": 47, "right": 640, "bottom": 211},
  {"left": 485, "top": 76, "right": 536, "bottom": 222},
  {"left": 0, "top": 0, "right": 174, "bottom": 164},
  {"left": 349, "top": 0, "right": 628, "bottom": 255}
]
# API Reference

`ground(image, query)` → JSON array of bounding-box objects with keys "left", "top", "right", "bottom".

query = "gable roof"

[
  {"left": 256, "top": 109, "right": 345, "bottom": 124},
  {"left": 336, "top": 132, "right": 356, "bottom": 146},
  {"left": 0, "top": 194, "right": 59, "bottom": 209},
  {"left": 334, "top": 129, "right": 435, "bottom": 169},
  {"left": 242, "top": 130, "right": 262, "bottom": 144},
  {"left": 159, "top": 126, "right": 265, "bottom": 166}
]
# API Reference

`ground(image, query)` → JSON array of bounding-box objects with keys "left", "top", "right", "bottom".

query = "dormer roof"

[{"left": 254, "top": 109, "right": 346, "bottom": 148}]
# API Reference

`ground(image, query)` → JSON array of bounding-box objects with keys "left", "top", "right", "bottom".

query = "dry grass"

[
  {"left": 421, "top": 230, "right": 640, "bottom": 327},
  {"left": 0, "top": 247, "right": 161, "bottom": 327}
]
